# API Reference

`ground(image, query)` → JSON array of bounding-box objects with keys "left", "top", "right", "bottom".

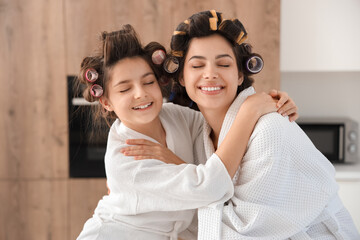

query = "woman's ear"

[
  {"left": 99, "top": 97, "right": 113, "bottom": 112},
  {"left": 238, "top": 72, "right": 244, "bottom": 86}
]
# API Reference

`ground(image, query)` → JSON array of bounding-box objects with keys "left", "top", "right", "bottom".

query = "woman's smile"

[{"left": 198, "top": 85, "right": 225, "bottom": 95}]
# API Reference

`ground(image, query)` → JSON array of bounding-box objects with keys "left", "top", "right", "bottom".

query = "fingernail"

[{"left": 278, "top": 111, "right": 283, "bottom": 115}]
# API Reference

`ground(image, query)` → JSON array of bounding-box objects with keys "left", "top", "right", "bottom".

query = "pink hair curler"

[
  {"left": 90, "top": 84, "right": 103, "bottom": 98},
  {"left": 152, "top": 49, "right": 166, "bottom": 65},
  {"left": 85, "top": 68, "right": 99, "bottom": 82}
]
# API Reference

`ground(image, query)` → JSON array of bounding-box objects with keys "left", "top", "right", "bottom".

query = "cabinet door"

[{"left": 337, "top": 180, "right": 360, "bottom": 232}]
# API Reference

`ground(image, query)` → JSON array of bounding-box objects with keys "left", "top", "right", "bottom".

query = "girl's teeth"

[
  {"left": 134, "top": 103, "right": 152, "bottom": 109},
  {"left": 201, "top": 87, "right": 221, "bottom": 91}
]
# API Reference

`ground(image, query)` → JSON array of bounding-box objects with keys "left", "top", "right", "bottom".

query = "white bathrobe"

[
  {"left": 76, "top": 103, "right": 234, "bottom": 240},
  {"left": 198, "top": 87, "right": 360, "bottom": 240}
]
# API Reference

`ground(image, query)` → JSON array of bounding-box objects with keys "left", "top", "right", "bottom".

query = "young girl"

[
  {"left": 75, "top": 25, "right": 298, "bottom": 240},
  {"left": 126, "top": 10, "right": 359, "bottom": 239}
]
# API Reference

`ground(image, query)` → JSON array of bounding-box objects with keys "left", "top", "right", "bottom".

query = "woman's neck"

[{"left": 199, "top": 107, "right": 227, "bottom": 150}]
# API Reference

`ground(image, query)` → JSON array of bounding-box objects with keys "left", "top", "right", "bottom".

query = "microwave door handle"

[{"left": 339, "top": 126, "right": 344, "bottom": 161}]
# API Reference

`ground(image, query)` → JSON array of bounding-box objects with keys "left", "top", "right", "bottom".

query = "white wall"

[
  {"left": 280, "top": 0, "right": 360, "bottom": 156},
  {"left": 280, "top": 0, "right": 360, "bottom": 72}
]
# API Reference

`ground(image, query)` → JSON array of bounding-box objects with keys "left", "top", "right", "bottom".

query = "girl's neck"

[{"left": 127, "top": 117, "right": 167, "bottom": 147}]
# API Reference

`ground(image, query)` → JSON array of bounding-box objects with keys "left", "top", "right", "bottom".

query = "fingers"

[
  {"left": 277, "top": 98, "right": 296, "bottom": 114},
  {"left": 125, "top": 139, "right": 157, "bottom": 146},
  {"left": 275, "top": 91, "right": 289, "bottom": 108},
  {"left": 288, "top": 112, "right": 299, "bottom": 122},
  {"left": 268, "top": 89, "right": 278, "bottom": 97},
  {"left": 121, "top": 145, "right": 155, "bottom": 156},
  {"left": 278, "top": 104, "right": 299, "bottom": 122}
]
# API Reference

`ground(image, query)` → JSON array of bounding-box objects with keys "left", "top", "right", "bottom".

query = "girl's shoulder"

[{"left": 162, "top": 102, "right": 203, "bottom": 120}]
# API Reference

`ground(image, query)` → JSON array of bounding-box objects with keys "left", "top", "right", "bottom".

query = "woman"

[{"left": 125, "top": 10, "right": 359, "bottom": 239}]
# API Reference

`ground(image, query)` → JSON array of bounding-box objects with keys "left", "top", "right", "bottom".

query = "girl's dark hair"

[
  {"left": 169, "top": 10, "right": 262, "bottom": 110},
  {"left": 73, "top": 24, "right": 169, "bottom": 136}
]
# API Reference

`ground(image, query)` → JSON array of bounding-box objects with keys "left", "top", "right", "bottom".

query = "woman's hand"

[
  {"left": 121, "top": 139, "right": 185, "bottom": 164},
  {"left": 269, "top": 89, "right": 299, "bottom": 122}
]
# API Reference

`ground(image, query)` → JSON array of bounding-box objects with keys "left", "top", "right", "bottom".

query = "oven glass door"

[{"left": 68, "top": 76, "right": 107, "bottom": 178}]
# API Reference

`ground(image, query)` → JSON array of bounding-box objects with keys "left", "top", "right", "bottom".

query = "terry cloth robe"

[
  {"left": 76, "top": 102, "right": 234, "bottom": 240},
  {"left": 198, "top": 87, "right": 360, "bottom": 240}
]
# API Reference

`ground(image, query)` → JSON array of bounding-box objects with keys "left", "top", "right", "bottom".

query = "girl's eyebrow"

[
  {"left": 113, "top": 72, "right": 154, "bottom": 87},
  {"left": 113, "top": 79, "right": 130, "bottom": 87}
]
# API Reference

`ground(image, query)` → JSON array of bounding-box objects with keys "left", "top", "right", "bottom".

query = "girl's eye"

[
  {"left": 119, "top": 88, "right": 130, "bottom": 93},
  {"left": 192, "top": 65, "right": 203, "bottom": 69}
]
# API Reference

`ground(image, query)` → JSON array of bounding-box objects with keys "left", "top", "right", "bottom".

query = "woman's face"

[
  {"left": 181, "top": 34, "right": 243, "bottom": 113},
  {"left": 101, "top": 57, "right": 163, "bottom": 129}
]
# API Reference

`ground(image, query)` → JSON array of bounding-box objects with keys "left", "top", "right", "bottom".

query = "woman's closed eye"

[
  {"left": 217, "top": 61, "right": 231, "bottom": 68},
  {"left": 144, "top": 80, "right": 155, "bottom": 85}
]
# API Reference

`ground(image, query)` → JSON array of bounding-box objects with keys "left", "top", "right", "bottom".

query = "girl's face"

[
  {"left": 181, "top": 34, "right": 243, "bottom": 113},
  {"left": 101, "top": 57, "right": 163, "bottom": 130}
]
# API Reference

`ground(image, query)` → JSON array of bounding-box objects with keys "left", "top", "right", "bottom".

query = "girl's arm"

[
  {"left": 122, "top": 91, "right": 296, "bottom": 178},
  {"left": 214, "top": 92, "right": 277, "bottom": 178}
]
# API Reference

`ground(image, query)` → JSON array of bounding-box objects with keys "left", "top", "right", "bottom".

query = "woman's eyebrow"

[
  {"left": 188, "top": 56, "right": 206, "bottom": 61},
  {"left": 215, "top": 54, "right": 233, "bottom": 59},
  {"left": 141, "top": 72, "right": 155, "bottom": 78}
]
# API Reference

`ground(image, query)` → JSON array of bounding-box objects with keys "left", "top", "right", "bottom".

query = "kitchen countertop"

[{"left": 334, "top": 162, "right": 360, "bottom": 181}]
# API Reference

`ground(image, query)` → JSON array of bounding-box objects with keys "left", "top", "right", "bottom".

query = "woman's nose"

[{"left": 202, "top": 65, "right": 219, "bottom": 79}]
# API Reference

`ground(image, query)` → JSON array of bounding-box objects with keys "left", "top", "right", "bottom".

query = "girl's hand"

[
  {"left": 121, "top": 139, "right": 185, "bottom": 164},
  {"left": 241, "top": 92, "right": 278, "bottom": 119},
  {"left": 269, "top": 89, "right": 299, "bottom": 122}
]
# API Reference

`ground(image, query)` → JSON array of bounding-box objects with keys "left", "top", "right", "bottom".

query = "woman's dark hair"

[
  {"left": 73, "top": 24, "right": 170, "bottom": 137},
  {"left": 168, "top": 10, "right": 263, "bottom": 110}
]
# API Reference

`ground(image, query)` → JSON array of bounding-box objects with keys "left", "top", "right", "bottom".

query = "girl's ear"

[
  {"left": 99, "top": 97, "right": 113, "bottom": 112},
  {"left": 238, "top": 72, "right": 244, "bottom": 86},
  {"left": 179, "top": 77, "right": 185, "bottom": 87}
]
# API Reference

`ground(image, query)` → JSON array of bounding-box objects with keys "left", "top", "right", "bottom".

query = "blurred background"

[{"left": 0, "top": 0, "right": 359, "bottom": 239}]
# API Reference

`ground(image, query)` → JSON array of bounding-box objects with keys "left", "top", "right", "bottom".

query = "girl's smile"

[
  {"left": 132, "top": 102, "right": 153, "bottom": 110},
  {"left": 100, "top": 57, "right": 163, "bottom": 131}
]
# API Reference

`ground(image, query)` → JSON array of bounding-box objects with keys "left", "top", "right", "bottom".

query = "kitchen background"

[{"left": 0, "top": 0, "right": 359, "bottom": 239}]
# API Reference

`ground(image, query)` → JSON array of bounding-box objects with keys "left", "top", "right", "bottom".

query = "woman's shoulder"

[{"left": 252, "top": 112, "right": 293, "bottom": 139}]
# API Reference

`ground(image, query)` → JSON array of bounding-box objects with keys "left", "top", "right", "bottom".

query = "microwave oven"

[{"left": 298, "top": 118, "right": 359, "bottom": 163}]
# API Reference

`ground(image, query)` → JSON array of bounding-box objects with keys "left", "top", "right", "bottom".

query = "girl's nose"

[{"left": 134, "top": 85, "right": 147, "bottom": 99}]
